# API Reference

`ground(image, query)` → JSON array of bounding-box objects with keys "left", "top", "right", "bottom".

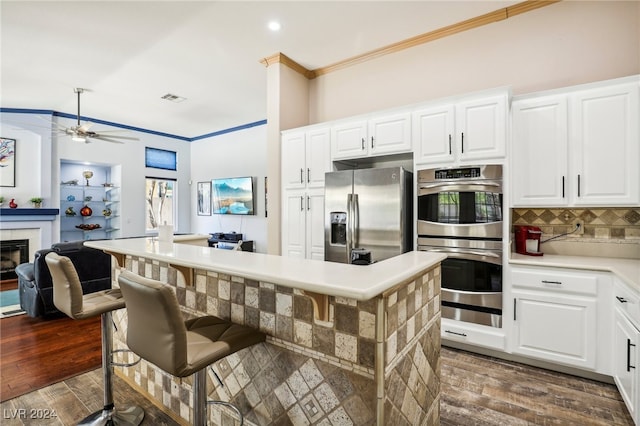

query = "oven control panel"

[{"left": 434, "top": 167, "right": 481, "bottom": 180}]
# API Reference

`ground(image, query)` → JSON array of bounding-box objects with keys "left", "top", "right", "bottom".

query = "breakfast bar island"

[{"left": 84, "top": 238, "right": 445, "bottom": 426}]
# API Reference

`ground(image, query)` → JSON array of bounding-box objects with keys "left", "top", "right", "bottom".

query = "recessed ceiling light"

[{"left": 268, "top": 21, "right": 281, "bottom": 32}]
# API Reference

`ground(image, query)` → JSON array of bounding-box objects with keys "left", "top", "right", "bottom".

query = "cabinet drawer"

[
  {"left": 614, "top": 279, "right": 640, "bottom": 326},
  {"left": 441, "top": 319, "right": 506, "bottom": 351},
  {"left": 511, "top": 269, "right": 597, "bottom": 296}
]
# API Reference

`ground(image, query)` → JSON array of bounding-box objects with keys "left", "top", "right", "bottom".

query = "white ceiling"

[{"left": 1, "top": 1, "right": 518, "bottom": 139}]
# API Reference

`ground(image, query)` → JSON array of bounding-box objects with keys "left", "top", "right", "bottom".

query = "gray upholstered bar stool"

[
  {"left": 45, "top": 252, "right": 144, "bottom": 426},
  {"left": 117, "top": 270, "right": 266, "bottom": 426}
]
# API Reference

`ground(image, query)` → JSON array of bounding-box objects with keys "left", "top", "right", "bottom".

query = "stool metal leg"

[
  {"left": 194, "top": 368, "right": 244, "bottom": 426},
  {"left": 77, "top": 311, "right": 144, "bottom": 426}
]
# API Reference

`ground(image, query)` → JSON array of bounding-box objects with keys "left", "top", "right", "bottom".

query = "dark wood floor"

[
  {"left": 0, "top": 312, "right": 634, "bottom": 425},
  {"left": 0, "top": 313, "right": 102, "bottom": 402}
]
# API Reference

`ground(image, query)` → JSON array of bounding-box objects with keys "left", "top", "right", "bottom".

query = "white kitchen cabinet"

[
  {"left": 281, "top": 125, "right": 330, "bottom": 261},
  {"left": 331, "top": 112, "right": 411, "bottom": 160},
  {"left": 441, "top": 318, "right": 506, "bottom": 351},
  {"left": 571, "top": 82, "right": 639, "bottom": 206},
  {"left": 511, "top": 95, "right": 569, "bottom": 206},
  {"left": 613, "top": 278, "right": 640, "bottom": 425},
  {"left": 282, "top": 127, "right": 330, "bottom": 190},
  {"left": 281, "top": 188, "right": 324, "bottom": 260},
  {"left": 510, "top": 267, "right": 600, "bottom": 370},
  {"left": 414, "top": 92, "right": 507, "bottom": 166},
  {"left": 511, "top": 77, "right": 639, "bottom": 207}
]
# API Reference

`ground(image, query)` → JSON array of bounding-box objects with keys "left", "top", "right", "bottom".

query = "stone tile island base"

[{"left": 110, "top": 255, "right": 441, "bottom": 425}]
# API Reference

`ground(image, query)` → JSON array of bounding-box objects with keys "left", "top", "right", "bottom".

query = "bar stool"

[
  {"left": 45, "top": 252, "right": 144, "bottom": 426},
  {"left": 117, "top": 270, "right": 266, "bottom": 426}
]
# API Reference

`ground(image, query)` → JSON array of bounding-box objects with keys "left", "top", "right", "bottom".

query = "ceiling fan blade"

[
  {"left": 95, "top": 134, "right": 139, "bottom": 141},
  {"left": 91, "top": 135, "right": 125, "bottom": 144}
]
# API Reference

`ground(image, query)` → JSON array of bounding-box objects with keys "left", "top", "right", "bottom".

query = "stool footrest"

[
  {"left": 111, "top": 348, "right": 141, "bottom": 368},
  {"left": 207, "top": 400, "right": 243, "bottom": 426}
]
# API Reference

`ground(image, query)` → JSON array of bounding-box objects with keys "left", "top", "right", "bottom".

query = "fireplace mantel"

[{"left": 0, "top": 208, "right": 59, "bottom": 221}]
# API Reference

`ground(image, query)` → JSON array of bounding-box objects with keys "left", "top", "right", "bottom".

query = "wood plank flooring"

[
  {"left": 0, "top": 346, "right": 633, "bottom": 425},
  {"left": 0, "top": 313, "right": 102, "bottom": 401}
]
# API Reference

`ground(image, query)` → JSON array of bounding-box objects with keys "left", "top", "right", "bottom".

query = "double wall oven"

[{"left": 417, "top": 165, "right": 503, "bottom": 327}]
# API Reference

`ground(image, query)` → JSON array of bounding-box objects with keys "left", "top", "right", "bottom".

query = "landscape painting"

[{"left": 212, "top": 176, "right": 254, "bottom": 215}]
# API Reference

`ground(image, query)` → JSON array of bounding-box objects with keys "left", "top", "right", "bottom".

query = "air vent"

[{"left": 161, "top": 93, "right": 186, "bottom": 103}]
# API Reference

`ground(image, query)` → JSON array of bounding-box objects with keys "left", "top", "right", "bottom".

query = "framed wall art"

[
  {"left": 0, "top": 138, "right": 16, "bottom": 187},
  {"left": 196, "top": 181, "right": 211, "bottom": 216}
]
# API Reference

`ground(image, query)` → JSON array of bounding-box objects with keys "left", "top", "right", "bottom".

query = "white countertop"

[
  {"left": 85, "top": 237, "right": 446, "bottom": 301},
  {"left": 510, "top": 253, "right": 640, "bottom": 292}
]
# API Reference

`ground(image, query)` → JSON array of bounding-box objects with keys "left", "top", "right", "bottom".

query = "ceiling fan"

[{"left": 54, "top": 88, "right": 139, "bottom": 144}]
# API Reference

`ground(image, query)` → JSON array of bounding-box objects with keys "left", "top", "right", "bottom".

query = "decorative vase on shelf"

[
  {"left": 9, "top": 199, "right": 18, "bottom": 208},
  {"left": 80, "top": 205, "right": 93, "bottom": 217}
]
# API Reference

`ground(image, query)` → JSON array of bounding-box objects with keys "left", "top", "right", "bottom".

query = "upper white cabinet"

[
  {"left": 511, "top": 95, "right": 569, "bottom": 206},
  {"left": 282, "top": 127, "right": 330, "bottom": 190},
  {"left": 511, "top": 77, "right": 639, "bottom": 207},
  {"left": 571, "top": 82, "right": 639, "bottom": 206},
  {"left": 331, "top": 112, "right": 411, "bottom": 160},
  {"left": 414, "top": 92, "right": 507, "bottom": 166}
]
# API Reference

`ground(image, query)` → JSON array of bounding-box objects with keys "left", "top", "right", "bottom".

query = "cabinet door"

[
  {"left": 412, "top": 104, "right": 455, "bottom": 166},
  {"left": 368, "top": 112, "right": 411, "bottom": 156},
  {"left": 571, "top": 82, "right": 639, "bottom": 205},
  {"left": 613, "top": 309, "right": 639, "bottom": 423},
  {"left": 306, "top": 189, "right": 325, "bottom": 261},
  {"left": 331, "top": 120, "right": 368, "bottom": 160},
  {"left": 512, "top": 290, "right": 597, "bottom": 369},
  {"left": 306, "top": 128, "right": 330, "bottom": 189},
  {"left": 282, "top": 190, "right": 306, "bottom": 259},
  {"left": 456, "top": 94, "right": 506, "bottom": 162},
  {"left": 511, "top": 95, "right": 569, "bottom": 206},
  {"left": 282, "top": 132, "right": 306, "bottom": 190}
]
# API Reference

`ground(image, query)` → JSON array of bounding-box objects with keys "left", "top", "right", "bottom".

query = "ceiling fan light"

[{"left": 72, "top": 135, "right": 86, "bottom": 142}]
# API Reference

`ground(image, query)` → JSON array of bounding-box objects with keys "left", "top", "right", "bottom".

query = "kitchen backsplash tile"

[{"left": 512, "top": 208, "right": 640, "bottom": 241}]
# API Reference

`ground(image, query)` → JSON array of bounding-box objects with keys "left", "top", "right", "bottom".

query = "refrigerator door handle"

[
  {"left": 352, "top": 193, "right": 359, "bottom": 249},
  {"left": 347, "top": 193, "right": 353, "bottom": 258}
]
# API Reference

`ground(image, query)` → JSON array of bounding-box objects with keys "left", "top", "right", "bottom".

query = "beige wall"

[{"left": 308, "top": 1, "right": 640, "bottom": 124}]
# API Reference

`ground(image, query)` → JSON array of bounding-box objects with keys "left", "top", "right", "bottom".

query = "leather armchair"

[{"left": 15, "top": 241, "right": 112, "bottom": 318}]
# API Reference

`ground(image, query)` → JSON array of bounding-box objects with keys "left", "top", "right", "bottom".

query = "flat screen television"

[{"left": 212, "top": 176, "right": 255, "bottom": 215}]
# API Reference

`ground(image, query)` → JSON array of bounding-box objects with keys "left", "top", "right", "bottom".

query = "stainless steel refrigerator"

[{"left": 324, "top": 166, "right": 413, "bottom": 264}]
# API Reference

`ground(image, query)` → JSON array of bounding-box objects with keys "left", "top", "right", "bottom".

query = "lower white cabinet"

[
  {"left": 281, "top": 188, "right": 324, "bottom": 261},
  {"left": 510, "top": 267, "right": 602, "bottom": 371},
  {"left": 613, "top": 278, "right": 640, "bottom": 425}
]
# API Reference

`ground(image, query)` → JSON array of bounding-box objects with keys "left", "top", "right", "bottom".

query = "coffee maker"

[{"left": 514, "top": 225, "right": 543, "bottom": 256}]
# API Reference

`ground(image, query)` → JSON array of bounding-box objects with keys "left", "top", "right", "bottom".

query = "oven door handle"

[
  {"left": 419, "top": 180, "right": 501, "bottom": 189},
  {"left": 426, "top": 248, "right": 502, "bottom": 265}
]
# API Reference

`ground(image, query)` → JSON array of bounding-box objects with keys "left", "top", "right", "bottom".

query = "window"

[{"left": 145, "top": 177, "right": 176, "bottom": 231}]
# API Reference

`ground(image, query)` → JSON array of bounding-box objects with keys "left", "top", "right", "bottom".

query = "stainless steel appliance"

[
  {"left": 325, "top": 166, "right": 412, "bottom": 264},
  {"left": 417, "top": 165, "right": 504, "bottom": 327}
]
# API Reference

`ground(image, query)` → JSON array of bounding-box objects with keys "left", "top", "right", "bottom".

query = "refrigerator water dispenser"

[{"left": 330, "top": 212, "right": 347, "bottom": 245}]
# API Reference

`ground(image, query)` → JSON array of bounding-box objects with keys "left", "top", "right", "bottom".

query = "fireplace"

[{"left": 0, "top": 239, "right": 29, "bottom": 281}]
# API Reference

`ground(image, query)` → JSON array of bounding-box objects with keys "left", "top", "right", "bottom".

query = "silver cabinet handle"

[
  {"left": 628, "top": 339, "right": 636, "bottom": 372},
  {"left": 307, "top": 168, "right": 310, "bottom": 183},
  {"left": 616, "top": 296, "right": 628, "bottom": 303},
  {"left": 448, "top": 134, "right": 452, "bottom": 155},
  {"left": 577, "top": 174, "right": 581, "bottom": 197},
  {"left": 361, "top": 138, "right": 365, "bottom": 150},
  {"left": 461, "top": 132, "right": 464, "bottom": 153},
  {"left": 371, "top": 136, "right": 374, "bottom": 148},
  {"left": 306, "top": 196, "right": 310, "bottom": 211},
  {"left": 300, "top": 168, "right": 303, "bottom": 184},
  {"left": 444, "top": 330, "right": 467, "bottom": 337},
  {"left": 542, "top": 280, "right": 562, "bottom": 285},
  {"left": 300, "top": 196, "right": 304, "bottom": 211},
  {"left": 562, "top": 176, "right": 565, "bottom": 198}
]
